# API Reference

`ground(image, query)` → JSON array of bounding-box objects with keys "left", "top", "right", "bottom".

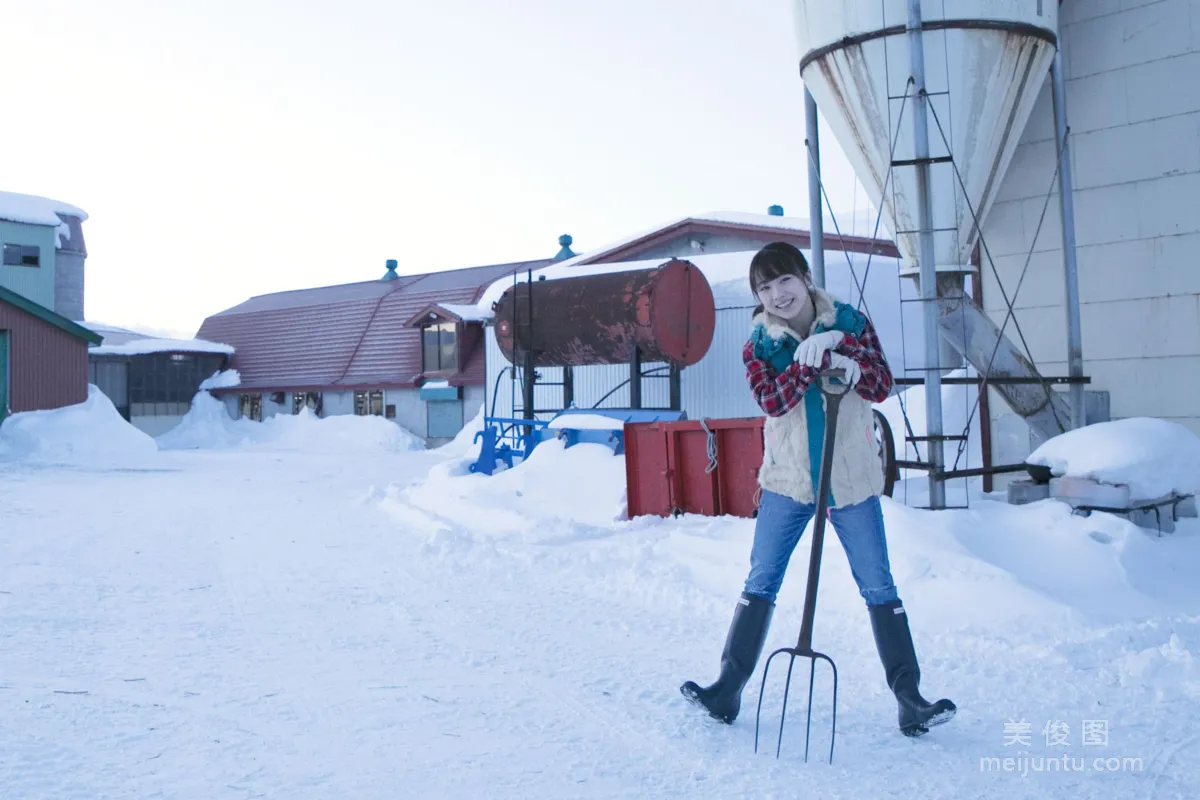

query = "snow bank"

[
  {"left": 0, "top": 385, "right": 158, "bottom": 466},
  {"left": 382, "top": 439, "right": 626, "bottom": 544},
  {"left": 89, "top": 337, "right": 234, "bottom": 357},
  {"left": 381, "top": 417, "right": 1200, "bottom": 629},
  {"left": 157, "top": 392, "right": 426, "bottom": 454},
  {"left": 154, "top": 392, "right": 256, "bottom": 450},
  {"left": 1028, "top": 417, "right": 1200, "bottom": 499}
]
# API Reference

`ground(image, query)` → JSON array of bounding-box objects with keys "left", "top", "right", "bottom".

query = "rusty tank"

[{"left": 493, "top": 258, "right": 716, "bottom": 368}]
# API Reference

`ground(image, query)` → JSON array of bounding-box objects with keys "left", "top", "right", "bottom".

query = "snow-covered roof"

[
  {"left": 542, "top": 208, "right": 893, "bottom": 272},
  {"left": 90, "top": 337, "right": 235, "bottom": 357},
  {"left": 475, "top": 208, "right": 898, "bottom": 313},
  {"left": 438, "top": 303, "right": 493, "bottom": 322},
  {"left": 77, "top": 321, "right": 148, "bottom": 348},
  {"left": 474, "top": 248, "right": 901, "bottom": 313},
  {"left": 0, "top": 190, "right": 88, "bottom": 247}
]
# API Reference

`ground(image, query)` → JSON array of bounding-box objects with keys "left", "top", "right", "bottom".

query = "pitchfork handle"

[{"left": 795, "top": 369, "right": 855, "bottom": 653}]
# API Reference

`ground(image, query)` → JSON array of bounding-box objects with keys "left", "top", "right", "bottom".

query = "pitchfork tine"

[{"left": 751, "top": 369, "right": 851, "bottom": 764}]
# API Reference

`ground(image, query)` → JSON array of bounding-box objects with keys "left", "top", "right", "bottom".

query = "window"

[
  {"left": 240, "top": 393, "right": 262, "bottom": 422},
  {"left": 2, "top": 244, "right": 40, "bottom": 267},
  {"left": 127, "top": 352, "right": 226, "bottom": 416},
  {"left": 90, "top": 359, "right": 129, "bottom": 420},
  {"left": 354, "top": 390, "right": 384, "bottom": 416},
  {"left": 421, "top": 323, "right": 458, "bottom": 372},
  {"left": 292, "top": 391, "right": 322, "bottom": 415}
]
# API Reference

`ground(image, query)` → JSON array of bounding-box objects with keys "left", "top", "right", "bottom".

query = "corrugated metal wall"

[
  {"left": 0, "top": 301, "right": 89, "bottom": 413},
  {"left": 679, "top": 306, "right": 763, "bottom": 420},
  {"left": 483, "top": 327, "right": 672, "bottom": 420}
]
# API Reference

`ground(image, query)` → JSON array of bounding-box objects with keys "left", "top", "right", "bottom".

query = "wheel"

[{"left": 872, "top": 409, "right": 898, "bottom": 498}]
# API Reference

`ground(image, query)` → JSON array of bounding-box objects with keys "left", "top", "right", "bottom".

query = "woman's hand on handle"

[{"left": 794, "top": 330, "right": 846, "bottom": 368}]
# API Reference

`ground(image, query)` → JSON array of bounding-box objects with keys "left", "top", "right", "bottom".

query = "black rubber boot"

[
  {"left": 680, "top": 592, "right": 774, "bottom": 724},
  {"left": 868, "top": 600, "right": 956, "bottom": 737}
]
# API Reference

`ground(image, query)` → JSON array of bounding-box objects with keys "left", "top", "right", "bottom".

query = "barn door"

[{"left": 0, "top": 331, "right": 10, "bottom": 425}]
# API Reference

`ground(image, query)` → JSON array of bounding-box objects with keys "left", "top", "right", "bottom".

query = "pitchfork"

[{"left": 754, "top": 368, "right": 853, "bottom": 764}]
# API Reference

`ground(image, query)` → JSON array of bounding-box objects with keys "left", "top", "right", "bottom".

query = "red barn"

[{"left": 0, "top": 285, "right": 102, "bottom": 424}]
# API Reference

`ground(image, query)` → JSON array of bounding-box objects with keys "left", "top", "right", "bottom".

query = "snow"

[
  {"left": 423, "top": 379, "right": 450, "bottom": 389},
  {"left": 157, "top": 391, "right": 426, "bottom": 453},
  {"left": 3, "top": 385, "right": 1200, "bottom": 797},
  {"left": 0, "top": 385, "right": 158, "bottom": 467},
  {"left": 693, "top": 208, "right": 894, "bottom": 241},
  {"left": 1027, "top": 417, "right": 1200, "bottom": 500},
  {"left": 76, "top": 321, "right": 147, "bottom": 344},
  {"left": 547, "top": 413, "right": 627, "bottom": 431},
  {"left": 198, "top": 368, "right": 241, "bottom": 390},
  {"left": 89, "top": 337, "right": 235, "bottom": 357},
  {"left": 438, "top": 302, "right": 493, "bottom": 322},
  {"left": 0, "top": 189, "right": 87, "bottom": 246}
]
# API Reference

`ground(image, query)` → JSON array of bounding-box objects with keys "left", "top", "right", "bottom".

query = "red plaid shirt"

[{"left": 743, "top": 317, "right": 894, "bottom": 417}]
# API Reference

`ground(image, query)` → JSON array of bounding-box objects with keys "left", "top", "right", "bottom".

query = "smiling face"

[{"left": 755, "top": 273, "right": 812, "bottom": 321}]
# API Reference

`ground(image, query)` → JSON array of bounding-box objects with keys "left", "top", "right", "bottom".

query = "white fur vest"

[{"left": 752, "top": 288, "right": 885, "bottom": 509}]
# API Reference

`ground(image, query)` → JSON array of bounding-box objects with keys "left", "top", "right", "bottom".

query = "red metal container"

[
  {"left": 625, "top": 417, "right": 765, "bottom": 519},
  {"left": 493, "top": 258, "right": 715, "bottom": 367}
]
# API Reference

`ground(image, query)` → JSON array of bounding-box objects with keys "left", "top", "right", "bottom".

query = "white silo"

[{"left": 793, "top": 0, "right": 1079, "bottom": 507}]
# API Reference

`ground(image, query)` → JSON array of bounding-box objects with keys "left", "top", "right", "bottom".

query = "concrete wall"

[
  {"left": 219, "top": 386, "right": 471, "bottom": 445},
  {"left": 322, "top": 390, "right": 354, "bottom": 417},
  {"left": 388, "top": 388, "right": 427, "bottom": 438},
  {"left": 0, "top": 221, "right": 56, "bottom": 310},
  {"left": 981, "top": 0, "right": 1200, "bottom": 477},
  {"left": 463, "top": 384, "right": 484, "bottom": 427}
]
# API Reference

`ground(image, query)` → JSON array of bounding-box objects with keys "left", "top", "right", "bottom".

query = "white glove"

[
  {"left": 827, "top": 352, "right": 862, "bottom": 387},
  {"left": 793, "top": 330, "right": 844, "bottom": 368}
]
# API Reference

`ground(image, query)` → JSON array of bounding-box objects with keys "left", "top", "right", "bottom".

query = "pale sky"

[{"left": 4, "top": 0, "right": 868, "bottom": 339}]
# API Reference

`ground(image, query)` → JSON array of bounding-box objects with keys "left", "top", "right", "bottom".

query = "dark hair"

[{"left": 749, "top": 241, "right": 811, "bottom": 315}]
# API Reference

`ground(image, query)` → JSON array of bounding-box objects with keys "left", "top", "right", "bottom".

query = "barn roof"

[{"left": 195, "top": 258, "right": 552, "bottom": 392}]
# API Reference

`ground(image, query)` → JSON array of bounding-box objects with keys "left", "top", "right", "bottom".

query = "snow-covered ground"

[{"left": 2, "top": 393, "right": 1200, "bottom": 798}]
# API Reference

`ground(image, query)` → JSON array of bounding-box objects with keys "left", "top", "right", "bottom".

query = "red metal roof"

[{"left": 196, "top": 259, "right": 551, "bottom": 392}]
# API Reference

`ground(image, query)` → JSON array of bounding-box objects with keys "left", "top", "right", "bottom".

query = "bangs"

[
  {"left": 749, "top": 259, "right": 794, "bottom": 293},
  {"left": 749, "top": 243, "right": 809, "bottom": 293}
]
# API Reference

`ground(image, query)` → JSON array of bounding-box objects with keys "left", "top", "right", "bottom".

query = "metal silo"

[
  {"left": 54, "top": 212, "right": 88, "bottom": 322},
  {"left": 793, "top": 0, "right": 1075, "bottom": 507}
]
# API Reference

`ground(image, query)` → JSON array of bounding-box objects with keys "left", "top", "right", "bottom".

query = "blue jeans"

[{"left": 745, "top": 490, "right": 900, "bottom": 607}]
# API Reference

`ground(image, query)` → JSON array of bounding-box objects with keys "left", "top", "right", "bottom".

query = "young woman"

[{"left": 680, "top": 241, "right": 955, "bottom": 737}]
